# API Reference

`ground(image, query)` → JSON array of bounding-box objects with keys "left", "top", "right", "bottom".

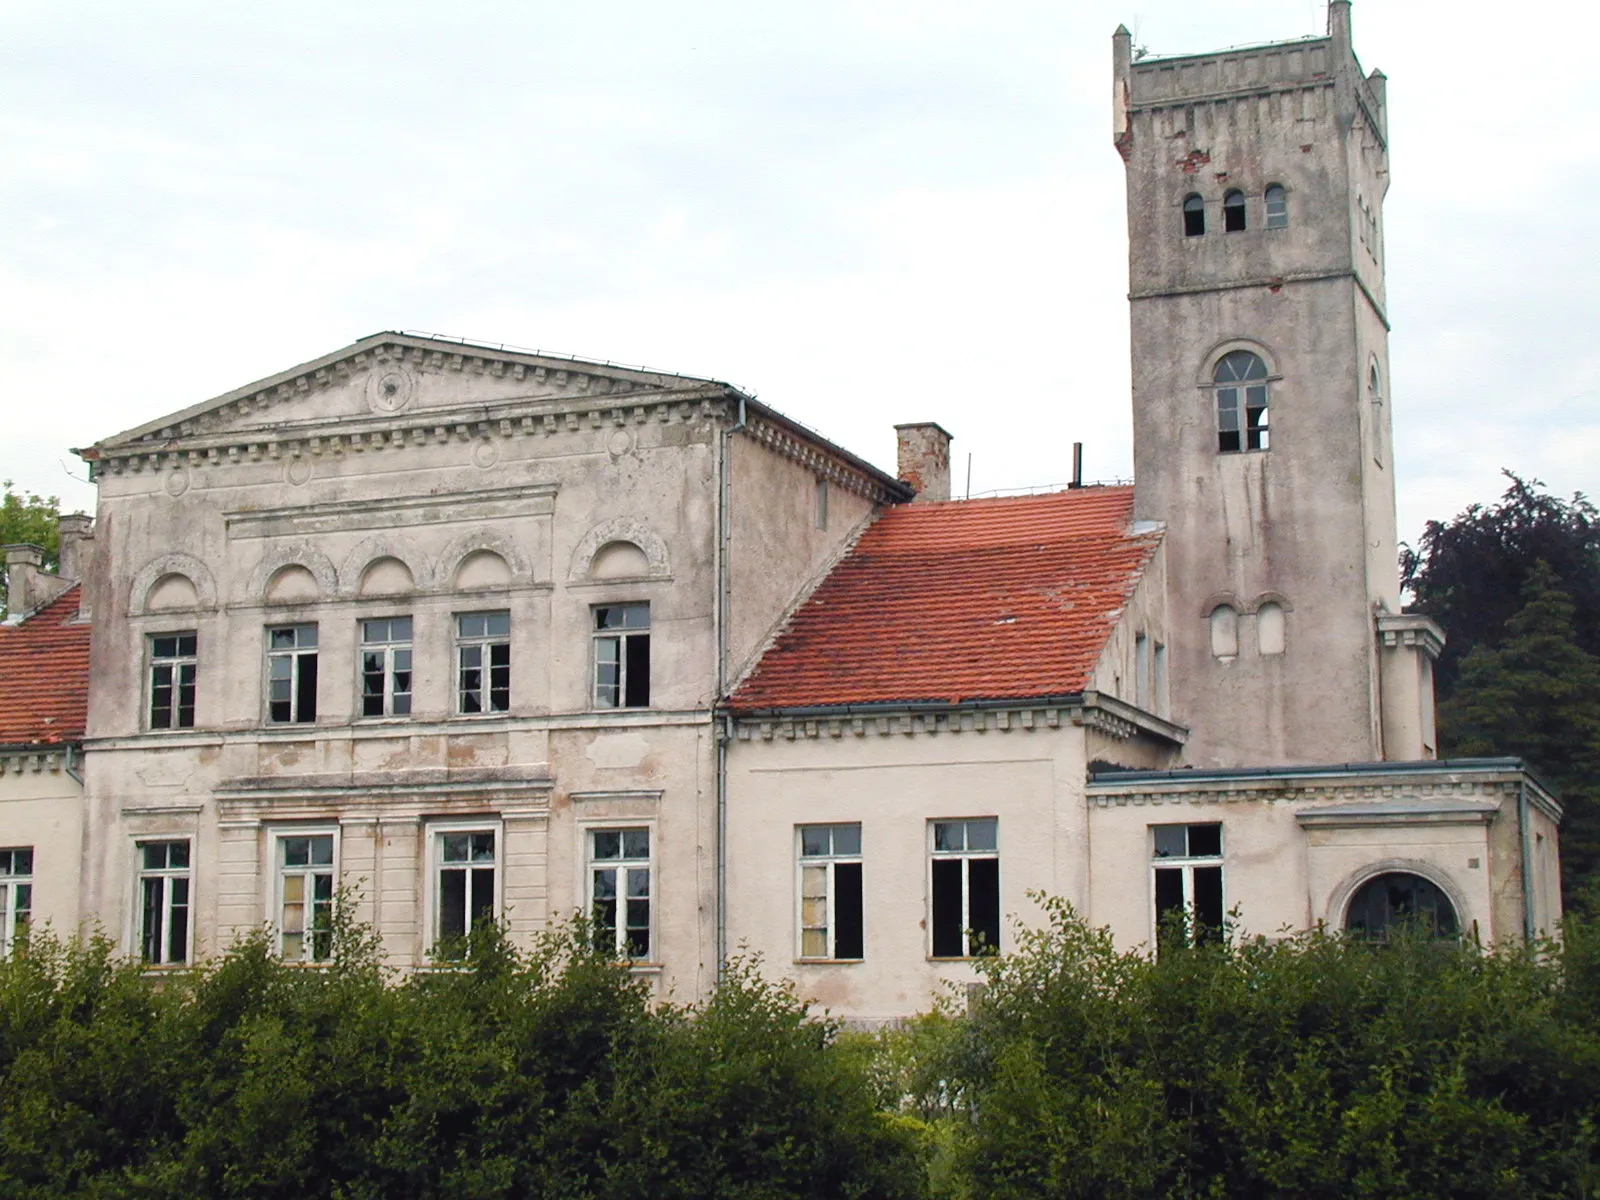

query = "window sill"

[
  {"left": 624, "top": 961, "right": 664, "bottom": 975},
  {"left": 795, "top": 958, "right": 864, "bottom": 966},
  {"left": 926, "top": 955, "right": 996, "bottom": 963}
]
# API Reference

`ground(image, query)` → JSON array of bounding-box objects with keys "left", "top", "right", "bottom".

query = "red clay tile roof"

[
  {"left": 0, "top": 586, "right": 90, "bottom": 745},
  {"left": 728, "top": 486, "right": 1159, "bottom": 710}
]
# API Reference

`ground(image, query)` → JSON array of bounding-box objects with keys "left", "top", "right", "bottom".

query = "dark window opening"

[
  {"left": 930, "top": 818, "right": 1000, "bottom": 957},
  {"left": 1214, "top": 351, "right": 1270, "bottom": 453},
  {"left": 1223, "top": 189, "right": 1247, "bottom": 232},
  {"left": 1152, "top": 823, "right": 1224, "bottom": 952},
  {"left": 1182, "top": 194, "right": 1205, "bottom": 237},
  {"left": 1345, "top": 872, "right": 1458, "bottom": 940},
  {"left": 595, "top": 603, "right": 651, "bottom": 708},
  {"left": 267, "top": 625, "right": 318, "bottom": 724}
]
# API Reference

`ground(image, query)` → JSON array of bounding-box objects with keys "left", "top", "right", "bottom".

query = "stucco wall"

[{"left": 0, "top": 753, "right": 83, "bottom": 943}]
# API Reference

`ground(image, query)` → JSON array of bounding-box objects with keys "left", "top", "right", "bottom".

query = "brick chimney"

[{"left": 894, "top": 422, "right": 954, "bottom": 503}]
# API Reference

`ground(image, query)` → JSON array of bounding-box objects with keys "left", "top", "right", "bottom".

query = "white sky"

[{"left": 3, "top": 0, "right": 1596, "bottom": 551}]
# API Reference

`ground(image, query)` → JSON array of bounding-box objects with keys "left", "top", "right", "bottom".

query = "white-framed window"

[
  {"left": 593, "top": 602, "right": 650, "bottom": 708},
  {"left": 148, "top": 632, "right": 197, "bottom": 730},
  {"left": 1214, "top": 351, "right": 1270, "bottom": 453},
  {"left": 267, "top": 624, "right": 318, "bottom": 724},
  {"left": 0, "top": 848, "right": 33, "bottom": 958},
  {"left": 360, "top": 616, "right": 413, "bottom": 717},
  {"left": 456, "top": 611, "right": 510, "bottom": 714},
  {"left": 429, "top": 823, "right": 499, "bottom": 955},
  {"left": 797, "top": 824, "right": 863, "bottom": 961},
  {"left": 929, "top": 818, "right": 1000, "bottom": 958},
  {"left": 1264, "top": 183, "right": 1289, "bottom": 229},
  {"left": 1152, "top": 823, "right": 1224, "bottom": 950},
  {"left": 137, "top": 839, "right": 192, "bottom": 965},
  {"left": 588, "top": 827, "right": 652, "bottom": 960},
  {"left": 273, "top": 829, "right": 337, "bottom": 963}
]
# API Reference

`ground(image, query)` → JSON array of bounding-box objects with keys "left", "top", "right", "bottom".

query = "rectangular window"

[
  {"left": 0, "top": 848, "right": 33, "bottom": 958},
  {"left": 590, "top": 827, "right": 652, "bottom": 960},
  {"left": 798, "top": 823, "right": 863, "bottom": 961},
  {"left": 456, "top": 611, "right": 510, "bottom": 714},
  {"left": 360, "top": 617, "right": 413, "bottom": 717},
  {"left": 433, "top": 827, "right": 497, "bottom": 954},
  {"left": 593, "top": 602, "right": 650, "bottom": 708},
  {"left": 1152, "top": 823, "right": 1224, "bottom": 951},
  {"left": 929, "top": 818, "right": 1000, "bottom": 958},
  {"left": 276, "top": 832, "right": 335, "bottom": 962},
  {"left": 267, "top": 624, "right": 318, "bottom": 724},
  {"left": 148, "top": 632, "right": 197, "bottom": 730},
  {"left": 138, "top": 839, "right": 191, "bottom": 965}
]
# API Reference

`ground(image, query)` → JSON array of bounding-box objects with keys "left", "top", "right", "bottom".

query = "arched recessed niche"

[
  {"left": 455, "top": 549, "right": 512, "bottom": 590},
  {"left": 146, "top": 572, "right": 199, "bottom": 612},
  {"left": 590, "top": 540, "right": 651, "bottom": 580},
  {"left": 359, "top": 556, "right": 415, "bottom": 597},
  {"left": 1256, "top": 601, "right": 1286, "bottom": 655},
  {"left": 265, "top": 564, "right": 320, "bottom": 605},
  {"left": 1209, "top": 604, "right": 1239, "bottom": 660}
]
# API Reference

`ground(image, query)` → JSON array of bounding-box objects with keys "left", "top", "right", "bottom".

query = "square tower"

[{"left": 1114, "top": 2, "right": 1433, "bottom": 766}]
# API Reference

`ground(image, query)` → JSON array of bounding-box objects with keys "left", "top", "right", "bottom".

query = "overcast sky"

[{"left": 3, "top": 0, "right": 1596, "bottom": 552}]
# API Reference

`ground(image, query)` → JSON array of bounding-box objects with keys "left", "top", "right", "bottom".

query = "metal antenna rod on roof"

[
  {"left": 1070, "top": 443, "right": 1084, "bottom": 489},
  {"left": 965, "top": 453, "right": 972, "bottom": 500}
]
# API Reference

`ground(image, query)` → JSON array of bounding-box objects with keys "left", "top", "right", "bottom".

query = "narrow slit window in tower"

[
  {"left": 1182, "top": 194, "right": 1205, "bottom": 237},
  {"left": 1223, "top": 190, "right": 1246, "bottom": 232}
]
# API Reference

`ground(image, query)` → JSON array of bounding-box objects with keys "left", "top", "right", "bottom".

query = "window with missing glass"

[
  {"left": 798, "top": 823, "right": 863, "bottom": 961},
  {"left": 456, "top": 612, "right": 510, "bottom": 714},
  {"left": 1152, "top": 823, "right": 1223, "bottom": 950},
  {"left": 1214, "top": 350, "right": 1270, "bottom": 453},
  {"left": 360, "top": 617, "right": 412, "bottom": 717},
  {"left": 590, "top": 828, "right": 652, "bottom": 960},
  {"left": 267, "top": 624, "right": 318, "bottom": 724},
  {"left": 1345, "top": 872, "right": 1458, "bottom": 941},
  {"left": 148, "top": 632, "right": 197, "bottom": 730},
  {"left": 138, "top": 839, "right": 191, "bottom": 965},
  {"left": 432, "top": 827, "right": 497, "bottom": 954},
  {"left": 593, "top": 602, "right": 650, "bottom": 708},
  {"left": 275, "top": 831, "right": 335, "bottom": 963},
  {"left": 929, "top": 818, "right": 999, "bottom": 958}
]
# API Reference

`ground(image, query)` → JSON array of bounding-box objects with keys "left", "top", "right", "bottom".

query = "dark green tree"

[
  {"left": 1441, "top": 561, "right": 1600, "bottom": 894},
  {"left": 1402, "top": 473, "right": 1600, "bottom": 697},
  {"left": 0, "top": 481, "right": 61, "bottom": 617}
]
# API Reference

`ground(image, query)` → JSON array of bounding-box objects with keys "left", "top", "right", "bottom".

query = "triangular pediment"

[{"left": 81, "top": 332, "right": 728, "bottom": 458}]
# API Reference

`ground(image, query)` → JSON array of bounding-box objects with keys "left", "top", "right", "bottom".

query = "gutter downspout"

[
  {"left": 714, "top": 393, "right": 747, "bottom": 985},
  {"left": 1519, "top": 774, "right": 1536, "bottom": 943}
]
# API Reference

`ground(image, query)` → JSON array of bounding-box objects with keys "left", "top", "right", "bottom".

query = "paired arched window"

[
  {"left": 1345, "top": 872, "right": 1458, "bottom": 940},
  {"left": 1214, "top": 351, "right": 1270, "bottom": 452},
  {"left": 1182, "top": 194, "right": 1205, "bottom": 237},
  {"left": 1223, "top": 190, "right": 1246, "bottom": 232},
  {"left": 1265, "top": 184, "right": 1288, "bottom": 229}
]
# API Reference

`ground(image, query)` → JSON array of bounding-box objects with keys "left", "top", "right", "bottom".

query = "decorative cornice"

[
  {"left": 1089, "top": 775, "right": 1519, "bottom": 810},
  {"left": 743, "top": 414, "right": 906, "bottom": 505},
  {"left": 0, "top": 746, "right": 80, "bottom": 778},
  {"left": 1377, "top": 612, "right": 1446, "bottom": 660}
]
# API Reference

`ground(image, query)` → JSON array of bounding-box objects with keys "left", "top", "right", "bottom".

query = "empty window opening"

[
  {"left": 1265, "top": 184, "right": 1288, "bottom": 229},
  {"left": 361, "top": 617, "right": 413, "bottom": 717},
  {"left": 1152, "top": 823, "right": 1223, "bottom": 951},
  {"left": 1209, "top": 605, "right": 1239, "bottom": 660},
  {"left": 591, "top": 828, "right": 652, "bottom": 960},
  {"left": 930, "top": 818, "right": 1000, "bottom": 958},
  {"left": 149, "top": 632, "right": 197, "bottom": 730},
  {"left": 1182, "top": 193, "right": 1205, "bottom": 237},
  {"left": 1214, "top": 350, "right": 1269, "bottom": 452},
  {"left": 1368, "top": 360, "right": 1385, "bottom": 467},
  {"left": 1223, "top": 189, "right": 1247, "bottom": 232},
  {"left": 277, "top": 833, "right": 335, "bottom": 963},
  {"left": 798, "top": 823, "right": 863, "bottom": 960},
  {"left": 594, "top": 602, "right": 651, "bottom": 708},
  {"left": 1256, "top": 602, "right": 1287, "bottom": 655},
  {"left": 1345, "top": 872, "right": 1458, "bottom": 941},
  {"left": 267, "top": 624, "right": 318, "bottom": 724},
  {"left": 435, "top": 829, "right": 496, "bottom": 954},
  {"left": 0, "top": 848, "right": 32, "bottom": 958},
  {"left": 138, "top": 839, "right": 191, "bottom": 965},
  {"left": 457, "top": 611, "right": 510, "bottom": 714}
]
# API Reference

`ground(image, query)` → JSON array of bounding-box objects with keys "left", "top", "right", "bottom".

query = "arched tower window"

[
  {"left": 1368, "top": 360, "right": 1384, "bottom": 466},
  {"left": 1182, "top": 194, "right": 1205, "bottom": 237},
  {"left": 1345, "top": 872, "right": 1458, "bottom": 940},
  {"left": 1265, "top": 184, "right": 1288, "bottom": 229},
  {"left": 1223, "top": 189, "right": 1246, "bottom": 232},
  {"left": 1214, "top": 351, "right": 1270, "bottom": 452}
]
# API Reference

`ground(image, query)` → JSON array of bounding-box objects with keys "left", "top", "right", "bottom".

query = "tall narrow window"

[
  {"left": 360, "top": 617, "right": 413, "bottom": 717},
  {"left": 275, "top": 832, "right": 335, "bottom": 962},
  {"left": 930, "top": 818, "right": 1000, "bottom": 958},
  {"left": 148, "top": 632, "right": 197, "bottom": 730},
  {"left": 456, "top": 612, "right": 510, "bottom": 715},
  {"left": 0, "top": 848, "right": 32, "bottom": 958},
  {"left": 815, "top": 478, "right": 829, "bottom": 530},
  {"left": 1265, "top": 184, "right": 1288, "bottom": 229},
  {"left": 1182, "top": 193, "right": 1205, "bottom": 237},
  {"left": 1368, "top": 360, "right": 1385, "bottom": 467},
  {"left": 138, "top": 839, "right": 191, "bottom": 965},
  {"left": 594, "top": 602, "right": 651, "bottom": 708},
  {"left": 590, "top": 828, "right": 652, "bottom": 960},
  {"left": 1134, "top": 633, "right": 1151, "bottom": 709},
  {"left": 434, "top": 828, "right": 497, "bottom": 953},
  {"left": 267, "top": 624, "right": 318, "bottom": 724},
  {"left": 1223, "top": 189, "right": 1246, "bottom": 232},
  {"left": 1214, "top": 350, "right": 1270, "bottom": 452},
  {"left": 1152, "top": 823, "right": 1223, "bottom": 951},
  {"left": 798, "top": 824, "right": 863, "bottom": 961}
]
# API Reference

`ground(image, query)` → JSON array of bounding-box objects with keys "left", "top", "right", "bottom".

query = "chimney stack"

[
  {"left": 894, "top": 422, "right": 954, "bottom": 503},
  {"left": 4, "top": 544, "right": 43, "bottom": 618},
  {"left": 58, "top": 514, "right": 93, "bottom": 581}
]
